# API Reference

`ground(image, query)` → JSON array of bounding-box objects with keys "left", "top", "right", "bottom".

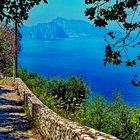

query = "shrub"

[
  {"left": 17, "top": 68, "right": 90, "bottom": 112},
  {"left": 47, "top": 76, "right": 90, "bottom": 112},
  {"left": 17, "top": 68, "right": 140, "bottom": 139},
  {"left": 64, "top": 94, "right": 140, "bottom": 140}
]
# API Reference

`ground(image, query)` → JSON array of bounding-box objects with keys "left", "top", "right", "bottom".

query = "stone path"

[{"left": 0, "top": 85, "right": 44, "bottom": 140}]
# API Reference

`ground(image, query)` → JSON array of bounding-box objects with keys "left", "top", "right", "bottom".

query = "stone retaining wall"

[{"left": 5, "top": 77, "right": 118, "bottom": 140}]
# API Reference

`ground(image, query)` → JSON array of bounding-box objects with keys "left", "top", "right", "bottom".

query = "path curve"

[{"left": 0, "top": 85, "right": 44, "bottom": 140}]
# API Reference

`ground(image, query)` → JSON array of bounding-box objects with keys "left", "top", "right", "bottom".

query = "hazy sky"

[
  {"left": 22, "top": 0, "right": 124, "bottom": 30},
  {"left": 21, "top": 0, "right": 140, "bottom": 31},
  {"left": 23, "top": 0, "right": 88, "bottom": 26}
]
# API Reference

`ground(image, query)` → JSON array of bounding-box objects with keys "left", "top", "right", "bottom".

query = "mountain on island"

[{"left": 19, "top": 17, "right": 109, "bottom": 40}]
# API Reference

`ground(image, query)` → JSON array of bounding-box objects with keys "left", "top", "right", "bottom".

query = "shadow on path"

[
  {"left": 0, "top": 86, "right": 14, "bottom": 95},
  {"left": 0, "top": 86, "right": 32, "bottom": 140}
]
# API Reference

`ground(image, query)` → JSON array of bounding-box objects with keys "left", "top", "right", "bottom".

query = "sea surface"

[{"left": 19, "top": 36, "right": 140, "bottom": 106}]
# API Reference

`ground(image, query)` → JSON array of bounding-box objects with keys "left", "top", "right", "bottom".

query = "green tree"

[
  {"left": 85, "top": 0, "right": 140, "bottom": 85},
  {"left": 0, "top": 25, "right": 15, "bottom": 75},
  {"left": 67, "top": 94, "right": 140, "bottom": 139},
  {"left": 16, "top": 69, "right": 90, "bottom": 113},
  {"left": 0, "top": 0, "right": 48, "bottom": 78},
  {"left": 0, "top": 0, "right": 48, "bottom": 26},
  {"left": 46, "top": 76, "right": 90, "bottom": 112}
]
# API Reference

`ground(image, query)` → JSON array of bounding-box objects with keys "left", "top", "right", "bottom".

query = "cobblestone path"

[{"left": 0, "top": 85, "right": 44, "bottom": 140}]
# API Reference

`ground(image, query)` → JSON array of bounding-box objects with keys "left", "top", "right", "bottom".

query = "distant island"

[{"left": 19, "top": 17, "right": 109, "bottom": 40}]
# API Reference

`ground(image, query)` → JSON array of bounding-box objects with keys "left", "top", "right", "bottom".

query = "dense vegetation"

[
  {"left": 0, "top": 25, "right": 21, "bottom": 76},
  {"left": 16, "top": 68, "right": 89, "bottom": 112},
  {"left": 0, "top": 25, "right": 14, "bottom": 75},
  {"left": 0, "top": 0, "right": 48, "bottom": 26},
  {"left": 9, "top": 68, "right": 140, "bottom": 140}
]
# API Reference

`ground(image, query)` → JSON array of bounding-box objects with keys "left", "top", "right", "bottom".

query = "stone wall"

[{"left": 5, "top": 77, "right": 118, "bottom": 140}]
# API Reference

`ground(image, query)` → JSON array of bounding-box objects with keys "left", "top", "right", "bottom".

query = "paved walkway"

[{"left": 0, "top": 85, "right": 44, "bottom": 140}]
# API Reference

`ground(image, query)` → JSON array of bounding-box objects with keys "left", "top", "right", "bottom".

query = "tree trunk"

[{"left": 13, "top": 21, "right": 18, "bottom": 81}]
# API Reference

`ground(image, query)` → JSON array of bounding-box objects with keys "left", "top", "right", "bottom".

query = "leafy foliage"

[
  {"left": 0, "top": 24, "right": 22, "bottom": 74},
  {"left": 0, "top": 0, "right": 48, "bottom": 78},
  {"left": 85, "top": 0, "right": 140, "bottom": 85},
  {"left": 63, "top": 94, "right": 140, "bottom": 140},
  {"left": 0, "top": 0, "right": 48, "bottom": 26},
  {"left": 10, "top": 68, "right": 140, "bottom": 139},
  {"left": 47, "top": 76, "right": 89, "bottom": 112},
  {"left": 17, "top": 68, "right": 90, "bottom": 112},
  {"left": 0, "top": 25, "right": 19, "bottom": 75}
]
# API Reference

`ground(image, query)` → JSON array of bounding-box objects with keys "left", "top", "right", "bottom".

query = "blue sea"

[{"left": 19, "top": 36, "right": 140, "bottom": 106}]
